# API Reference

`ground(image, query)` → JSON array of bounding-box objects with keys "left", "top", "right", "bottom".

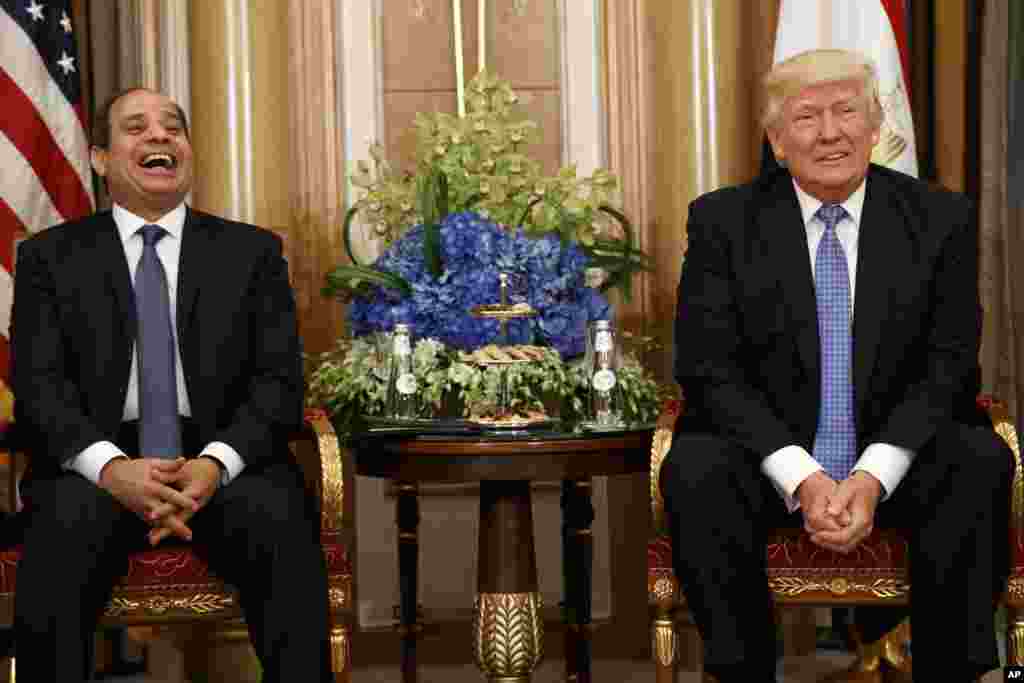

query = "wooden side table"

[{"left": 352, "top": 427, "right": 653, "bottom": 683}]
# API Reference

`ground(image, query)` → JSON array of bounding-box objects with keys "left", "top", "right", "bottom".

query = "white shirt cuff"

[
  {"left": 65, "top": 441, "right": 128, "bottom": 485},
  {"left": 201, "top": 441, "right": 245, "bottom": 486},
  {"left": 851, "top": 442, "right": 915, "bottom": 500},
  {"left": 761, "top": 445, "right": 822, "bottom": 513}
]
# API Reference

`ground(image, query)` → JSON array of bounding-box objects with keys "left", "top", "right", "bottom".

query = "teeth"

[{"left": 141, "top": 153, "right": 175, "bottom": 169}]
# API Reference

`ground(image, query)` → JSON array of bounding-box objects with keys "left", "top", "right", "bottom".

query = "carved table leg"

[
  {"left": 1009, "top": 606, "right": 1024, "bottom": 666},
  {"left": 474, "top": 481, "right": 544, "bottom": 682},
  {"left": 396, "top": 482, "right": 420, "bottom": 683},
  {"left": 561, "top": 478, "right": 594, "bottom": 682}
]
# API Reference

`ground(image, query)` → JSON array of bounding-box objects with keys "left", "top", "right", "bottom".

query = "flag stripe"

[
  {"left": 878, "top": 0, "right": 911, "bottom": 100},
  {"left": 0, "top": 6, "right": 92, "bottom": 204},
  {"left": 0, "top": 198, "right": 16, "bottom": 366},
  {"left": 0, "top": 198, "right": 21, "bottom": 272},
  {"left": 0, "top": 67, "right": 92, "bottom": 223},
  {"left": 0, "top": 131, "right": 64, "bottom": 237}
]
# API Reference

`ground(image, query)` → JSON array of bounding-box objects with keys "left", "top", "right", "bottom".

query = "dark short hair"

[{"left": 91, "top": 87, "right": 190, "bottom": 149}]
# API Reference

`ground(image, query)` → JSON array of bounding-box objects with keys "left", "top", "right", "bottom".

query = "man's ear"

[
  {"left": 765, "top": 127, "right": 786, "bottom": 164},
  {"left": 90, "top": 146, "right": 107, "bottom": 177},
  {"left": 870, "top": 124, "right": 881, "bottom": 149}
]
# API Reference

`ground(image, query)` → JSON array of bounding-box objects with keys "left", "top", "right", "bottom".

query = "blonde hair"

[{"left": 761, "top": 49, "right": 883, "bottom": 131}]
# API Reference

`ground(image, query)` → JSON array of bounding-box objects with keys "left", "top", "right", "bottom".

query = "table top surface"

[{"left": 349, "top": 418, "right": 655, "bottom": 482}]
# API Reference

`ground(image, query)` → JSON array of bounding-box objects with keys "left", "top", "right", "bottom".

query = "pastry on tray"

[
  {"left": 459, "top": 344, "right": 550, "bottom": 365},
  {"left": 468, "top": 409, "right": 551, "bottom": 428}
]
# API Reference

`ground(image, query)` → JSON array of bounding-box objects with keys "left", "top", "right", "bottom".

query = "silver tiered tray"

[{"left": 462, "top": 273, "right": 554, "bottom": 427}]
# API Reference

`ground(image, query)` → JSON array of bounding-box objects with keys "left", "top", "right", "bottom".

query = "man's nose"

[
  {"left": 819, "top": 111, "right": 840, "bottom": 140},
  {"left": 145, "top": 126, "right": 171, "bottom": 141}
]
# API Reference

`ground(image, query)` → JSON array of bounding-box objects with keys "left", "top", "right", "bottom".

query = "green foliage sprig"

[{"left": 305, "top": 336, "right": 662, "bottom": 440}]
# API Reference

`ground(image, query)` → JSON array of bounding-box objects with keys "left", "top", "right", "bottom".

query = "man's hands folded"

[
  {"left": 795, "top": 469, "right": 883, "bottom": 554},
  {"left": 98, "top": 456, "right": 223, "bottom": 546}
]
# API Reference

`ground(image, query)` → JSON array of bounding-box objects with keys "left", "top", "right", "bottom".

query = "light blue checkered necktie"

[
  {"left": 135, "top": 224, "right": 181, "bottom": 458},
  {"left": 812, "top": 204, "right": 856, "bottom": 480}
]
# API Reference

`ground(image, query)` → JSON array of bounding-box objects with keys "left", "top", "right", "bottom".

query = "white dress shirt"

[
  {"left": 65, "top": 203, "right": 245, "bottom": 486},
  {"left": 759, "top": 179, "right": 915, "bottom": 511}
]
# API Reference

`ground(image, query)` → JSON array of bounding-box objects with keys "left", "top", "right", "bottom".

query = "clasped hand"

[
  {"left": 796, "top": 470, "right": 882, "bottom": 554},
  {"left": 98, "top": 456, "right": 222, "bottom": 547}
]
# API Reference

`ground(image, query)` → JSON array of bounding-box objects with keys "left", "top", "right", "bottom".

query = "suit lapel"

[
  {"left": 852, "top": 169, "right": 902, "bottom": 423},
  {"left": 99, "top": 215, "right": 137, "bottom": 344},
  {"left": 758, "top": 177, "right": 819, "bottom": 381},
  {"left": 176, "top": 208, "right": 213, "bottom": 345}
]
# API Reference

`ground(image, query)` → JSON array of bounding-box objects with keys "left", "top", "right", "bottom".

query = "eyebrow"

[
  {"left": 118, "top": 111, "right": 184, "bottom": 126},
  {"left": 791, "top": 96, "right": 863, "bottom": 112}
]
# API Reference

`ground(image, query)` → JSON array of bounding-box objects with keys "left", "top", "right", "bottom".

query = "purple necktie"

[
  {"left": 812, "top": 204, "right": 856, "bottom": 480},
  {"left": 135, "top": 225, "right": 181, "bottom": 458}
]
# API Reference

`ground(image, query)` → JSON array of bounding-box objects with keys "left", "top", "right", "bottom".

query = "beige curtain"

[
  {"left": 82, "top": 0, "right": 145, "bottom": 210},
  {"left": 978, "top": 0, "right": 1023, "bottom": 434}
]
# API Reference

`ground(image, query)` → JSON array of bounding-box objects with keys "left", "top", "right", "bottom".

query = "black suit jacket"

[
  {"left": 674, "top": 164, "right": 984, "bottom": 465},
  {"left": 10, "top": 208, "right": 303, "bottom": 480}
]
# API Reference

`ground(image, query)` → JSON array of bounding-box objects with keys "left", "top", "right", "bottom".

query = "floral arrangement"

[
  {"left": 311, "top": 70, "right": 658, "bottom": 429},
  {"left": 324, "top": 71, "right": 649, "bottom": 353}
]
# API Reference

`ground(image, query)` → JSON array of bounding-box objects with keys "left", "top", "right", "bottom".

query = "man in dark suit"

[
  {"left": 10, "top": 87, "right": 332, "bottom": 681},
  {"left": 662, "top": 49, "right": 1012, "bottom": 683}
]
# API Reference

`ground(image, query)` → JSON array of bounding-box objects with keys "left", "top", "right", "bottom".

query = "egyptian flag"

[{"left": 762, "top": 0, "right": 918, "bottom": 179}]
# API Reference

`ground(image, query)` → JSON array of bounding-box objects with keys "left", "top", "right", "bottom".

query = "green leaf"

[
  {"left": 423, "top": 221, "right": 443, "bottom": 278},
  {"left": 436, "top": 170, "right": 450, "bottom": 219},
  {"left": 342, "top": 204, "right": 366, "bottom": 266},
  {"left": 322, "top": 265, "right": 412, "bottom": 298},
  {"left": 415, "top": 170, "right": 445, "bottom": 278}
]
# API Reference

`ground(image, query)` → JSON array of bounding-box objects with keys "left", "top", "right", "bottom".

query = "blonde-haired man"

[{"left": 662, "top": 49, "right": 1010, "bottom": 682}]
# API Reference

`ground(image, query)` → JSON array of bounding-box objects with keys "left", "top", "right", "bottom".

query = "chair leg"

[
  {"left": 652, "top": 606, "right": 678, "bottom": 683},
  {"left": 1009, "top": 606, "right": 1024, "bottom": 666},
  {"left": 330, "top": 624, "right": 350, "bottom": 683}
]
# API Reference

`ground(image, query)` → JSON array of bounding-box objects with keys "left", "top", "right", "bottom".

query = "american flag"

[{"left": 0, "top": 0, "right": 94, "bottom": 385}]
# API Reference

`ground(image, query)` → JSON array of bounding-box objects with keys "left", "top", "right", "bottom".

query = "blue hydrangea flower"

[{"left": 348, "top": 211, "right": 611, "bottom": 357}]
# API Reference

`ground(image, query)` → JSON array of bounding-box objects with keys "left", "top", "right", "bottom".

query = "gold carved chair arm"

[
  {"left": 984, "top": 398, "right": 1022, "bottom": 536},
  {"left": 650, "top": 399, "right": 683, "bottom": 535},
  {"left": 298, "top": 409, "right": 345, "bottom": 534}
]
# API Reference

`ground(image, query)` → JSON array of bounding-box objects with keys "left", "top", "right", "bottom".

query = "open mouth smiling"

[
  {"left": 816, "top": 151, "right": 849, "bottom": 163},
  {"left": 139, "top": 152, "right": 177, "bottom": 171}
]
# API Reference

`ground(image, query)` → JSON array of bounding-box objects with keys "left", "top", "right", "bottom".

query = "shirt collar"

[
  {"left": 112, "top": 203, "right": 187, "bottom": 243},
  {"left": 791, "top": 177, "right": 866, "bottom": 228}
]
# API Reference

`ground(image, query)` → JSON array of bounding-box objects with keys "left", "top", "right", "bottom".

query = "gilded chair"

[
  {"left": 0, "top": 408, "right": 353, "bottom": 682},
  {"left": 647, "top": 395, "right": 1021, "bottom": 680}
]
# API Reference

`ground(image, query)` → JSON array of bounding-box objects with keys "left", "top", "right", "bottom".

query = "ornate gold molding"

[
  {"left": 307, "top": 413, "right": 345, "bottom": 532},
  {"left": 472, "top": 592, "right": 543, "bottom": 681},
  {"left": 769, "top": 576, "right": 908, "bottom": 600},
  {"left": 649, "top": 405, "right": 677, "bottom": 532},
  {"left": 329, "top": 625, "right": 349, "bottom": 674},
  {"left": 648, "top": 575, "right": 678, "bottom": 606},
  {"left": 105, "top": 593, "right": 236, "bottom": 617},
  {"left": 1009, "top": 613, "right": 1024, "bottom": 666},
  {"left": 996, "top": 416, "right": 1022, "bottom": 534},
  {"left": 329, "top": 583, "right": 350, "bottom": 611},
  {"left": 651, "top": 618, "right": 677, "bottom": 668}
]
